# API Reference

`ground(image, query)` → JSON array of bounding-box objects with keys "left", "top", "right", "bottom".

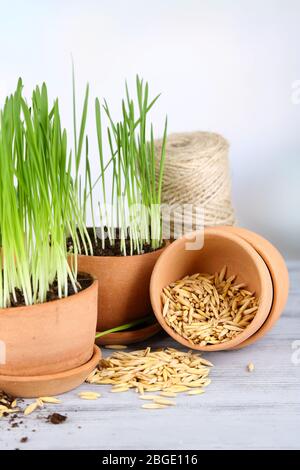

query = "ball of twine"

[{"left": 155, "top": 131, "right": 235, "bottom": 234}]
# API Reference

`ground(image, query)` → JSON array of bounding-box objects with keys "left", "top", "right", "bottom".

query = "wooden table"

[{"left": 0, "top": 262, "right": 299, "bottom": 450}]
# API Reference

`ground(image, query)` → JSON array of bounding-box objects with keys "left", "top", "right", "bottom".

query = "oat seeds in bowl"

[{"left": 161, "top": 266, "right": 259, "bottom": 346}]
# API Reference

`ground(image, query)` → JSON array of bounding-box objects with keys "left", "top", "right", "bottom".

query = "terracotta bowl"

[
  {"left": 218, "top": 226, "right": 289, "bottom": 349},
  {"left": 78, "top": 244, "right": 167, "bottom": 333},
  {"left": 150, "top": 228, "right": 273, "bottom": 351}
]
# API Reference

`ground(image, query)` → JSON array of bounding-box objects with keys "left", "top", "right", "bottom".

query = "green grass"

[
  {"left": 93, "top": 76, "right": 167, "bottom": 256},
  {"left": 0, "top": 79, "right": 88, "bottom": 308}
]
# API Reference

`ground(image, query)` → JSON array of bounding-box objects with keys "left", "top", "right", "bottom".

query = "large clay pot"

[
  {"left": 78, "top": 246, "right": 166, "bottom": 333},
  {"left": 0, "top": 279, "right": 99, "bottom": 397},
  {"left": 218, "top": 226, "right": 289, "bottom": 349},
  {"left": 150, "top": 228, "right": 274, "bottom": 351}
]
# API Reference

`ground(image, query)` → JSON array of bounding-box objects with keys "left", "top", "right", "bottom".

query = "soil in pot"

[
  {"left": 6, "top": 272, "right": 93, "bottom": 307},
  {"left": 67, "top": 227, "right": 166, "bottom": 257}
]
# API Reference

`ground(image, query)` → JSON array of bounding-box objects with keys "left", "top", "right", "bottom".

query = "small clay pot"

[
  {"left": 78, "top": 245, "right": 167, "bottom": 333},
  {"left": 150, "top": 228, "right": 273, "bottom": 351},
  {"left": 95, "top": 321, "right": 162, "bottom": 346},
  {"left": 218, "top": 226, "right": 289, "bottom": 349},
  {"left": 0, "top": 279, "right": 98, "bottom": 377}
]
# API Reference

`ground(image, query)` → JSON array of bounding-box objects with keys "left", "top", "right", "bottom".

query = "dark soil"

[
  {"left": 0, "top": 391, "right": 68, "bottom": 430},
  {"left": 47, "top": 413, "right": 67, "bottom": 424},
  {"left": 67, "top": 227, "right": 165, "bottom": 257},
  {"left": 7, "top": 272, "right": 93, "bottom": 308},
  {"left": 0, "top": 391, "right": 16, "bottom": 409},
  {"left": 20, "top": 437, "right": 28, "bottom": 443}
]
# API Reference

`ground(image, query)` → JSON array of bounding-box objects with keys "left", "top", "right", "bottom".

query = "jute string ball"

[{"left": 155, "top": 131, "right": 235, "bottom": 236}]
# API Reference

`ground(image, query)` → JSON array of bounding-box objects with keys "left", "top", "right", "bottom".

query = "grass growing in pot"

[
  {"left": 0, "top": 79, "right": 90, "bottom": 307},
  {"left": 92, "top": 75, "right": 168, "bottom": 256},
  {"left": 0, "top": 79, "right": 99, "bottom": 397},
  {"left": 74, "top": 76, "right": 168, "bottom": 338}
]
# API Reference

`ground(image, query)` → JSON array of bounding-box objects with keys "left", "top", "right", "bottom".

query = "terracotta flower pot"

[
  {"left": 150, "top": 228, "right": 274, "bottom": 351},
  {"left": 0, "top": 279, "right": 99, "bottom": 397},
  {"left": 77, "top": 246, "right": 167, "bottom": 335},
  {"left": 218, "top": 226, "right": 289, "bottom": 349}
]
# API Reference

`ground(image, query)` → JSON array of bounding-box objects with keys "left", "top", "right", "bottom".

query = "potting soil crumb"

[
  {"left": 47, "top": 413, "right": 67, "bottom": 424},
  {"left": 0, "top": 391, "right": 17, "bottom": 409},
  {"left": 20, "top": 437, "right": 28, "bottom": 443}
]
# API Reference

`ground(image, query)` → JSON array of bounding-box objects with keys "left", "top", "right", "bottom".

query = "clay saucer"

[
  {"left": 95, "top": 321, "right": 161, "bottom": 346},
  {"left": 0, "top": 345, "right": 101, "bottom": 398},
  {"left": 150, "top": 228, "right": 273, "bottom": 351},
  {"left": 218, "top": 226, "right": 289, "bottom": 349}
]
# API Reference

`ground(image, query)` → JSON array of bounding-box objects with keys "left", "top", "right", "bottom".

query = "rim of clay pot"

[
  {"left": 0, "top": 276, "right": 98, "bottom": 314},
  {"left": 150, "top": 228, "right": 273, "bottom": 351},
  {"left": 0, "top": 345, "right": 101, "bottom": 398},
  {"left": 77, "top": 242, "right": 167, "bottom": 261},
  {"left": 218, "top": 226, "right": 289, "bottom": 349},
  {"left": 95, "top": 321, "right": 162, "bottom": 346}
]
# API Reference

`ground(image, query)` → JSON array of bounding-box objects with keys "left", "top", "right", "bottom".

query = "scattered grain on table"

[
  {"left": 24, "top": 402, "right": 39, "bottom": 416},
  {"left": 153, "top": 397, "right": 176, "bottom": 406},
  {"left": 187, "top": 389, "right": 205, "bottom": 395},
  {"left": 159, "top": 391, "right": 177, "bottom": 398},
  {"left": 40, "top": 397, "right": 61, "bottom": 404},
  {"left": 78, "top": 391, "right": 101, "bottom": 400},
  {"left": 139, "top": 395, "right": 158, "bottom": 400},
  {"left": 86, "top": 347, "right": 213, "bottom": 397},
  {"left": 142, "top": 403, "right": 168, "bottom": 410}
]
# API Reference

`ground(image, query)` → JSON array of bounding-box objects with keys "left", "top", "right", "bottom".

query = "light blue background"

[{"left": 0, "top": 0, "right": 299, "bottom": 259}]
